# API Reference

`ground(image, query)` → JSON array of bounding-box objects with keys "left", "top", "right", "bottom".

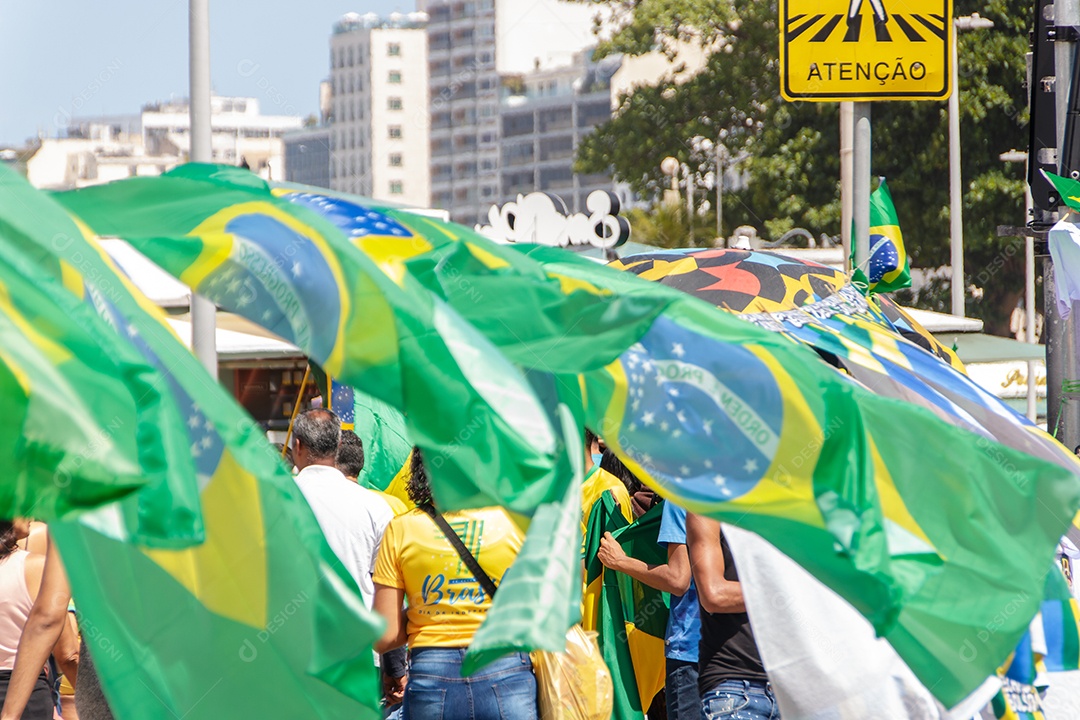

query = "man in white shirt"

[{"left": 292, "top": 408, "right": 394, "bottom": 608}]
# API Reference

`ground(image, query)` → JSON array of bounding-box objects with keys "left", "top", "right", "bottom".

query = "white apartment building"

[
  {"left": 420, "top": 0, "right": 598, "bottom": 225},
  {"left": 329, "top": 12, "right": 431, "bottom": 207},
  {"left": 141, "top": 95, "right": 302, "bottom": 179},
  {"left": 25, "top": 96, "right": 302, "bottom": 190}
]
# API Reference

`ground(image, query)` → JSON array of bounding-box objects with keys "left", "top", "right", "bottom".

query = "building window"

[
  {"left": 390, "top": 181, "right": 404, "bottom": 194},
  {"left": 389, "top": 153, "right": 403, "bottom": 167},
  {"left": 388, "top": 126, "right": 403, "bottom": 139},
  {"left": 388, "top": 70, "right": 402, "bottom": 84},
  {"left": 388, "top": 97, "right": 403, "bottom": 111},
  {"left": 388, "top": 43, "right": 401, "bottom": 56},
  {"left": 348, "top": 47, "right": 354, "bottom": 67}
]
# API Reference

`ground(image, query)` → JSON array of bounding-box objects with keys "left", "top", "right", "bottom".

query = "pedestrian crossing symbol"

[{"left": 780, "top": 0, "right": 953, "bottom": 101}]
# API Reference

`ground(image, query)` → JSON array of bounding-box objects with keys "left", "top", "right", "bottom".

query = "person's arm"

[
  {"left": 597, "top": 532, "right": 691, "bottom": 595},
  {"left": 52, "top": 611, "right": 79, "bottom": 687},
  {"left": 686, "top": 514, "right": 745, "bottom": 614},
  {"left": 1, "top": 537, "right": 72, "bottom": 720},
  {"left": 372, "top": 583, "right": 407, "bottom": 653}
]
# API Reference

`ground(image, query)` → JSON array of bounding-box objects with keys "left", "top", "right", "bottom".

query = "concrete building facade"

[
  {"left": 420, "top": 0, "right": 598, "bottom": 225},
  {"left": 329, "top": 12, "right": 430, "bottom": 207},
  {"left": 499, "top": 53, "right": 622, "bottom": 212},
  {"left": 283, "top": 127, "right": 332, "bottom": 189},
  {"left": 24, "top": 96, "right": 302, "bottom": 190}
]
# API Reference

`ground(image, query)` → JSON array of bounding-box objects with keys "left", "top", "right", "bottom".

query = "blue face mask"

[{"left": 592, "top": 453, "right": 603, "bottom": 467}]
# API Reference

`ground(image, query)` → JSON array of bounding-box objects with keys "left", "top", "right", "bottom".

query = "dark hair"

[
  {"left": 292, "top": 409, "right": 341, "bottom": 459},
  {"left": 584, "top": 428, "right": 598, "bottom": 450},
  {"left": 600, "top": 449, "right": 645, "bottom": 495},
  {"left": 1074, "top": 444, "right": 1080, "bottom": 456},
  {"left": 0, "top": 521, "right": 19, "bottom": 560},
  {"left": 336, "top": 430, "right": 365, "bottom": 478},
  {"left": 407, "top": 447, "right": 434, "bottom": 507}
]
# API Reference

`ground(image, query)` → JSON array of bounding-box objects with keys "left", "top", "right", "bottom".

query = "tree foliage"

[{"left": 577, "top": 0, "right": 1032, "bottom": 335}]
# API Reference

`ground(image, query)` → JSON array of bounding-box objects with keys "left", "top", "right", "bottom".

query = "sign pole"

[
  {"left": 948, "top": 18, "right": 965, "bottom": 317},
  {"left": 852, "top": 102, "right": 871, "bottom": 268},
  {"left": 840, "top": 102, "right": 854, "bottom": 270}
]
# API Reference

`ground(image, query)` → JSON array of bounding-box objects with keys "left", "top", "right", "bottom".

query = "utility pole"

[
  {"left": 189, "top": 0, "right": 217, "bottom": 378},
  {"left": 852, "top": 103, "right": 871, "bottom": 268}
]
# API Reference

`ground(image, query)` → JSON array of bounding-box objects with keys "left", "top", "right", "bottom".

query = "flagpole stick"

[
  {"left": 282, "top": 365, "right": 312, "bottom": 458},
  {"left": 188, "top": 0, "right": 217, "bottom": 378},
  {"left": 852, "top": 103, "right": 871, "bottom": 269}
]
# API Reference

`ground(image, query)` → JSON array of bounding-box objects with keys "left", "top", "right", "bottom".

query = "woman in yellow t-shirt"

[{"left": 373, "top": 449, "right": 536, "bottom": 719}]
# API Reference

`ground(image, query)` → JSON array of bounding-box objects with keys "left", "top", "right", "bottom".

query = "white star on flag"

[
  {"left": 291, "top": 261, "right": 302, "bottom": 277},
  {"left": 641, "top": 412, "right": 656, "bottom": 426},
  {"left": 744, "top": 458, "right": 759, "bottom": 473},
  {"left": 671, "top": 343, "right": 685, "bottom": 358}
]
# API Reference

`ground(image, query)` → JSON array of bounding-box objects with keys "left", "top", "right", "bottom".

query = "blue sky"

[{"left": 0, "top": 0, "right": 406, "bottom": 144}]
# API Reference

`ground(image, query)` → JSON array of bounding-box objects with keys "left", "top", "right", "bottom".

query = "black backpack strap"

[{"left": 418, "top": 504, "right": 499, "bottom": 598}]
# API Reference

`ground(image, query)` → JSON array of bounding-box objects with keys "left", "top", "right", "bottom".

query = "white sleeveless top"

[{"left": 0, "top": 551, "right": 33, "bottom": 670}]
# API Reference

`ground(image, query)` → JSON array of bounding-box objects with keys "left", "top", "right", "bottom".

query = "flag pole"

[
  {"left": 189, "top": 0, "right": 217, "bottom": 378},
  {"left": 282, "top": 365, "right": 312, "bottom": 458}
]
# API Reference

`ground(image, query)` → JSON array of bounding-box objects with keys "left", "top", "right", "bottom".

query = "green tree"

[{"left": 578, "top": 0, "right": 1031, "bottom": 335}]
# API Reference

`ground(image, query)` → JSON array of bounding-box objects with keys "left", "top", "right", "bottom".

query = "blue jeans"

[
  {"left": 666, "top": 657, "right": 701, "bottom": 720},
  {"left": 701, "top": 679, "right": 780, "bottom": 720},
  {"left": 403, "top": 648, "right": 538, "bottom": 720}
]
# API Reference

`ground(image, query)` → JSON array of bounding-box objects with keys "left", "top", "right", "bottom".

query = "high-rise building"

[
  {"left": 420, "top": 0, "right": 598, "bottom": 225},
  {"left": 499, "top": 52, "right": 622, "bottom": 213},
  {"left": 329, "top": 12, "right": 430, "bottom": 207},
  {"left": 283, "top": 127, "right": 332, "bottom": 189}
]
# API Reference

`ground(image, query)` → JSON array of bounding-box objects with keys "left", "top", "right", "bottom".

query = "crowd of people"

[
  {"left": 296, "top": 408, "right": 779, "bottom": 720},
  {"left": 0, "top": 407, "right": 779, "bottom": 719}
]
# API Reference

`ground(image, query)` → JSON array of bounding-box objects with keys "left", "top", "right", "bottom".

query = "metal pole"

[
  {"left": 1049, "top": 0, "right": 1080, "bottom": 444},
  {"left": 948, "top": 20, "right": 965, "bottom": 317},
  {"left": 840, "top": 102, "right": 854, "bottom": 270},
  {"left": 852, "top": 103, "right": 871, "bottom": 268},
  {"left": 189, "top": 0, "right": 217, "bottom": 378},
  {"left": 716, "top": 144, "right": 723, "bottom": 245},
  {"left": 685, "top": 163, "right": 695, "bottom": 246},
  {"left": 1022, "top": 182, "right": 1037, "bottom": 421},
  {"left": 1027, "top": 233, "right": 1038, "bottom": 421}
]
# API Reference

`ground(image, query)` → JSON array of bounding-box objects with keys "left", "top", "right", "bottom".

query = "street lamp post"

[
  {"left": 949, "top": 13, "right": 995, "bottom": 317},
  {"left": 1000, "top": 149, "right": 1038, "bottom": 421},
  {"left": 189, "top": 0, "right": 217, "bottom": 378}
]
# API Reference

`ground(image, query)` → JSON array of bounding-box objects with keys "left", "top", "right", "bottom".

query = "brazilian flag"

[
  {"left": 851, "top": 178, "right": 911, "bottom": 294},
  {"left": 0, "top": 163, "right": 384, "bottom": 719},
  {"left": 583, "top": 497, "right": 668, "bottom": 719}
]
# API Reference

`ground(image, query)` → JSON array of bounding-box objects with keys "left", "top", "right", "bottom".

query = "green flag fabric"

[
  {"left": 851, "top": 178, "right": 911, "bottom": 294},
  {"left": 53, "top": 171, "right": 1080, "bottom": 705},
  {"left": 56, "top": 164, "right": 577, "bottom": 518},
  {"left": 0, "top": 163, "right": 384, "bottom": 718},
  {"left": 462, "top": 405, "right": 585, "bottom": 674},
  {"left": 0, "top": 224, "right": 149, "bottom": 521},
  {"left": 583, "top": 497, "right": 668, "bottom": 719}
]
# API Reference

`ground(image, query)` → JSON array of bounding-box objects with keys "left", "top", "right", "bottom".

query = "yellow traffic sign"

[{"left": 780, "top": 0, "right": 953, "bottom": 101}]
